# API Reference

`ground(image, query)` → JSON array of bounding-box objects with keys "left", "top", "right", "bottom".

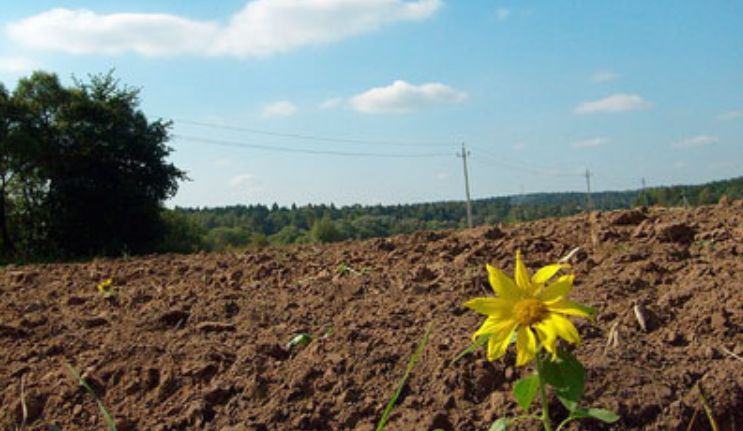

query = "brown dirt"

[{"left": 1, "top": 203, "right": 742, "bottom": 431}]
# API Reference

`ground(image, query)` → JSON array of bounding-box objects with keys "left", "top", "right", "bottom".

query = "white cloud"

[
  {"left": 592, "top": 69, "right": 618, "bottom": 83},
  {"left": 672, "top": 135, "right": 718, "bottom": 149},
  {"left": 513, "top": 142, "right": 526, "bottom": 151},
  {"left": 262, "top": 100, "right": 297, "bottom": 118},
  {"left": 0, "top": 56, "right": 35, "bottom": 73},
  {"left": 574, "top": 93, "right": 650, "bottom": 114},
  {"left": 6, "top": 0, "right": 442, "bottom": 58},
  {"left": 229, "top": 173, "right": 263, "bottom": 196},
  {"left": 350, "top": 80, "right": 467, "bottom": 114},
  {"left": 319, "top": 97, "right": 343, "bottom": 110},
  {"left": 495, "top": 8, "right": 510, "bottom": 21},
  {"left": 572, "top": 137, "right": 608, "bottom": 149},
  {"left": 718, "top": 110, "right": 743, "bottom": 120}
]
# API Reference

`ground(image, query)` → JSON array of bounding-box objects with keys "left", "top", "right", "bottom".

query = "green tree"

[
  {"left": 311, "top": 216, "right": 342, "bottom": 243},
  {"left": 4, "top": 71, "right": 185, "bottom": 258}
]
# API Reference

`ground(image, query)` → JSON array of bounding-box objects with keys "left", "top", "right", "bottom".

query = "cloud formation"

[
  {"left": 262, "top": 101, "right": 298, "bottom": 118},
  {"left": 0, "top": 56, "right": 35, "bottom": 73},
  {"left": 319, "top": 97, "right": 343, "bottom": 110},
  {"left": 228, "top": 173, "right": 263, "bottom": 196},
  {"left": 592, "top": 69, "right": 618, "bottom": 83},
  {"left": 350, "top": 80, "right": 467, "bottom": 114},
  {"left": 574, "top": 93, "right": 650, "bottom": 114},
  {"left": 572, "top": 137, "right": 608, "bottom": 149},
  {"left": 6, "top": 0, "right": 442, "bottom": 58},
  {"left": 495, "top": 8, "right": 510, "bottom": 21},
  {"left": 672, "top": 135, "right": 718, "bottom": 149},
  {"left": 718, "top": 110, "right": 743, "bottom": 121}
]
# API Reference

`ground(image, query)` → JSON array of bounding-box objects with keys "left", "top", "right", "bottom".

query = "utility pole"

[
  {"left": 641, "top": 177, "right": 647, "bottom": 206},
  {"left": 458, "top": 143, "right": 473, "bottom": 228},
  {"left": 584, "top": 168, "right": 593, "bottom": 212}
]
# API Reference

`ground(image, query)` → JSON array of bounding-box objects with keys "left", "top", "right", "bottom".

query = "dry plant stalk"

[{"left": 633, "top": 304, "right": 648, "bottom": 332}]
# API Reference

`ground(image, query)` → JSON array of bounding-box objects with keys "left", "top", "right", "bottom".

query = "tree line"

[{"left": 171, "top": 176, "right": 742, "bottom": 252}]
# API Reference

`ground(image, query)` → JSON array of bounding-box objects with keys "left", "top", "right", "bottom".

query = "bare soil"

[{"left": 1, "top": 202, "right": 742, "bottom": 431}]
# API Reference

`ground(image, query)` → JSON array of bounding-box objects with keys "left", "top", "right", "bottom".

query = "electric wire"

[
  {"left": 173, "top": 134, "right": 453, "bottom": 158},
  {"left": 169, "top": 117, "right": 455, "bottom": 148}
]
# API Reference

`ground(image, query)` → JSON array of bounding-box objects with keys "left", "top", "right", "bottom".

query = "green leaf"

[
  {"left": 540, "top": 349, "right": 585, "bottom": 411},
  {"left": 573, "top": 407, "right": 620, "bottom": 423},
  {"left": 488, "top": 418, "right": 509, "bottom": 431},
  {"left": 451, "top": 334, "right": 490, "bottom": 364},
  {"left": 286, "top": 333, "right": 313, "bottom": 350},
  {"left": 512, "top": 374, "right": 539, "bottom": 411},
  {"left": 375, "top": 323, "right": 432, "bottom": 431}
]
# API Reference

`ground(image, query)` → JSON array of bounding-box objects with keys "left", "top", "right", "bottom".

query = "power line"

[
  {"left": 173, "top": 134, "right": 453, "bottom": 158},
  {"left": 169, "top": 118, "right": 454, "bottom": 148},
  {"left": 470, "top": 146, "right": 580, "bottom": 177}
]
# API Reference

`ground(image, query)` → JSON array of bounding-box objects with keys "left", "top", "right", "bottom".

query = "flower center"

[{"left": 513, "top": 298, "right": 548, "bottom": 326}]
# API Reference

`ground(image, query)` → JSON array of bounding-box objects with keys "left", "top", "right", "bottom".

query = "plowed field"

[{"left": 2, "top": 202, "right": 742, "bottom": 430}]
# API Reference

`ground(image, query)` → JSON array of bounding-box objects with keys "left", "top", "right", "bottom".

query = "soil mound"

[{"left": 1, "top": 203, "right": 742, "bottom": 430}]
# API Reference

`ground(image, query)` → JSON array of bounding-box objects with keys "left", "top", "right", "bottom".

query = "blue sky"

[{"left": 1, "top": 0, "right": 741, "bottom": 207}]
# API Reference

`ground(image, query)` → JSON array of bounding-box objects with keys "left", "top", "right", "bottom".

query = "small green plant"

[
  {"left": 65, "top": 364, "right": 117, "bottom": 431},
  {"left": 375, "top": 323, "right": 432, "bottom": 431},
  {"left": 461, "top": 251, "right": 618, "bottom": 430},
  {"left": 286, "top": 333, "right": 313, "bottom": 351}
]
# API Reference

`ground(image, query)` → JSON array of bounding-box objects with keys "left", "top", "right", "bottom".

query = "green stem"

[
  {"left": 555, "top": 416, "right": 575, "bottom": 431},
  {"left": 535, "top": 352, "right": 553, "bottom": 431}
]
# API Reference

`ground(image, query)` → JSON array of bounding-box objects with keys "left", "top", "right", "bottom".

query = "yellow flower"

[
  {"left": 464, "top": 251, "right": 595, "bottom": 366},
  {"left": 97, "top": 278, "right": 113, "bottom": 295}
]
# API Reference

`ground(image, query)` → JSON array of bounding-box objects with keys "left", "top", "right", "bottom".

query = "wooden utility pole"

[
  {"left": 458, "top": 143, "right": 473, "bottom": 228},
  {"left": 584, "top": 168, "right": 593, "bottom": 212}
]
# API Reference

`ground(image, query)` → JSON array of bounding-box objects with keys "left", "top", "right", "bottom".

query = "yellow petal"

[
  {"left": 514, "top": 250, "right": 534, "bottom": 294},
  {"left": 486, "top": 321, "right": 518, "bottom": 361},
  {"left": 486, "top": 264, "right": 522, "bottom": 300},
  {"left": 538, "top": 274, "right": 574, "bottom": 303},
  {"left": 532, "top": 263, "right": 569, "bottom": 286},
  {"left": 532, "top": 323, "right": 558, "bottom": 360},
  {"left": 463, "top": 297, "right": 512, "bottom": 317},
  {"left": 546, "top": 298, "right": 596, "bottom": 320},
  {"left": 543, "top": 313, "right": 581, "bottom": 345},
  {"left": 473, "top": 316, "right": 515, "bottom": 340},
  {"left": 515, "top": 326, "right": 537, "bottom": 366}
]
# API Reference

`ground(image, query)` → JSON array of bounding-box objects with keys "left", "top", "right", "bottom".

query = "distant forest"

[{"left": 162, "top": 176, "right": 743, "bottom": 252}]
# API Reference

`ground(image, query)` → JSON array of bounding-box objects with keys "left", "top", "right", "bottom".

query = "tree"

[{"left": 3, "top": 71, "right": 185, "bottom": 258}]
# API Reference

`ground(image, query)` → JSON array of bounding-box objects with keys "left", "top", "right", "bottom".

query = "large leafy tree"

[{"left": 2, "top": 71, "right": 185, "bottom": 258}]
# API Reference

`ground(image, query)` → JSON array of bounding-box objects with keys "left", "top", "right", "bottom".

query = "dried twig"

[
  {"left": 559, "top": 247, "right": 581, "bottom": 263},
  {"left": 718, "top": 345, "right": 743, "bottom": 363},
  {"left": 20, "top": 375, "right": 27, "bottom": 431},
  {"left": 604, "top": 321, "right": 620, "bottom": 355},
  {"left": 633, "top": 304, "right": 648, "bottom": 332}
]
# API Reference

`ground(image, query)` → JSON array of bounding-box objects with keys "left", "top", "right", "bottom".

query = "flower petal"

[
  {"left": 514, "top": 250, "right": 534, "bottom": 294},
  {"left": 473, "top": 316, "right": 516, "bottom": 340},
  {"left": 516, "top": 326, "right": 537, "bottom": 366},
  {"left": 532, "top": 323, "right": 557, "bottom": 360},
  {"left": 532, "top": 263, "right": 569, "bottom": 286},
  {"left": 546, "top": 298, "right": 596, "bottom": 320},
  {"left": 538, "top": 274, "right": 574, "bottom": 303},
  {"left": 486, "top": 320, "right": 518, "bottom": 361},
  {"left": 463, "top": 297, "right": 512, "bottom": 317},
  {"left": 543, "top": 313, "right": 581, "bottom": 345},
  {"left": 486, "top": 264, "right": 522, "bottom": 300}
]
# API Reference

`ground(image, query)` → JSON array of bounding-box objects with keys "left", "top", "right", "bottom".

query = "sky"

[{"left": 0, "top": 0, "right": 741, "bottom": 208}]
